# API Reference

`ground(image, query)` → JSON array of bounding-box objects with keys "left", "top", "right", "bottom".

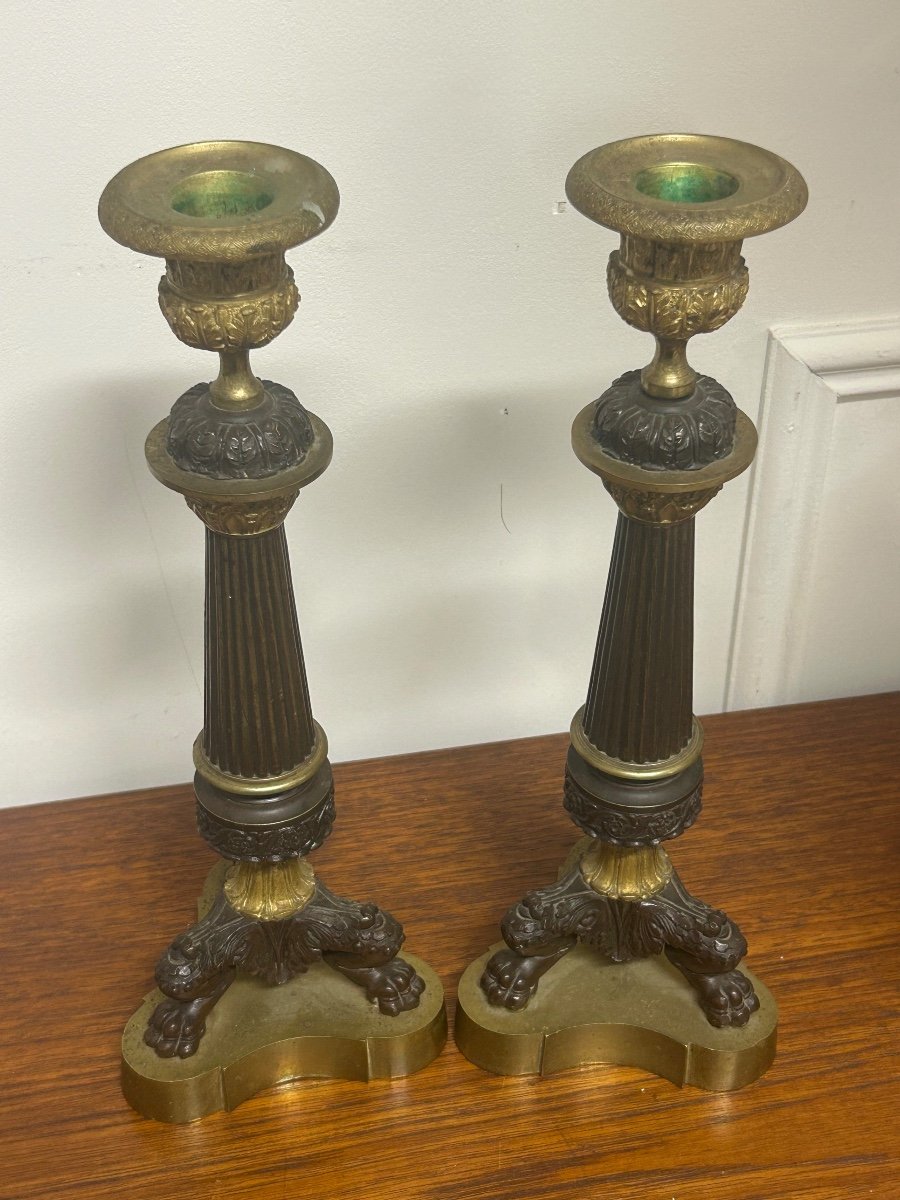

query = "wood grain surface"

[{"left": 0, "top": 694, "right": 897, "bottom": 1200}]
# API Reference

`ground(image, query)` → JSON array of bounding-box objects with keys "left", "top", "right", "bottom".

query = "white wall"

[{"left": 3, "top": 1, "right": 900, "bottom": 807}]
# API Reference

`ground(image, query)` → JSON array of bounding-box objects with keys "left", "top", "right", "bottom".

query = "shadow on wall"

[
  {"left": 2, "top": 370, "right": 205, "bottom": 802},
  {"left": 288, "top": 373, "right": 613, "bottom": 760}
]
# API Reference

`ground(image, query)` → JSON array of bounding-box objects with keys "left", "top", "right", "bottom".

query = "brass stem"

[
  {"left": 641, "top": 337, "right": 697, "bottom": 399},
  {"left": 210, "top": 350, "right": 264, "bottom": 410},
  {"left": 224, "top": 857, "right": 316, "bottom": 920},
  {"left": 580, "top": 841, "right": 673, "bottom": 900}
]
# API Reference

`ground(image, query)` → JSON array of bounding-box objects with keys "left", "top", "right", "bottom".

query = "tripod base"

[
  {"left": 122, "top": 951, "right": 446, "bottom": 1122},
  {"left": 456, "top": 944, "right": 776, "bottom": 1091}
]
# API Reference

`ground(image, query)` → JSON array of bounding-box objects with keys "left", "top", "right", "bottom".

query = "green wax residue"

[
  {"left": 172, "top": 170, "right": 274, "bottom": 219},
  {"left": 635, "top": 163, "right": 739, "bottom": 204}
]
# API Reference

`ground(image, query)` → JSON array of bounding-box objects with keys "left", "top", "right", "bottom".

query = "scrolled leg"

[
  {"left": 649, "top": 874, "right": 760, "bottom": 1028},
  {"left": 144, "top": 972, "right": 235, "bottom": 1058},
  {"left": 480, "top": 868, "right": 607, "bottom": 1010},
  {"left": 665, "top": 948, "right": 759, "bottom": 1028},
  {"left": 145, "top": 893, "right": 248, "bottom": 1057},
  {"left": 302, "top": 884, "right": 426, "bottom": 1014}
]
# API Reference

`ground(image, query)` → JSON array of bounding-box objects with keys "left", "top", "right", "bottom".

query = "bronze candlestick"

[
  {"left": 456, "top": 134, "right": 807, "bottom": 1090},
  {"left": 99, "top": 142, "right": 446, "bottom": 1122}
]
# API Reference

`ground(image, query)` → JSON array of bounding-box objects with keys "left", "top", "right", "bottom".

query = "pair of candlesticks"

[{"left": 99, "top": 133, "right": 807, "bottom": 1123}]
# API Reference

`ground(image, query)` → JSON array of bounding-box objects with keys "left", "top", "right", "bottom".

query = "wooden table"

[{"left": 1, "top": 694, "right": 897, "bottom": 1200}]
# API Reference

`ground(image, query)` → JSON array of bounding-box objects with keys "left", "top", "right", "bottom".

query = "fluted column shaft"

[
  {"left": 202, "top": 526, "right": 316, "bottom": 781},
  {"left": 583, "top": 514, "right": 694, "bottom": 763}
]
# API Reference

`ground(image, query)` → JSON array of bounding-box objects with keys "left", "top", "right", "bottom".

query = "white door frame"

[{"left": 726, "top": 316, "right": 900, "bottom": 710}]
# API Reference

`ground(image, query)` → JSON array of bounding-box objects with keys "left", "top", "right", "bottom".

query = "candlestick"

[
  {"left": 456, "top": 134, "right": 806, "bottom": 1090},
  {"left": 100, "top": 142, "right": 446, "bottom": 1122}
]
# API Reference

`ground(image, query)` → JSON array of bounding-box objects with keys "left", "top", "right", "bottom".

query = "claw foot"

[
  {"left": 333, "top": 957, "right": 425, "bottom": 1014},
  {"left": 480, "top": 949, "right": 546, "bottom": 1011},
  {"left": 691, "top": 969, "right": 760, "bottom": 1028},
  {"left": 144, "top": 996, "right": 210, "bottom": 1059}
]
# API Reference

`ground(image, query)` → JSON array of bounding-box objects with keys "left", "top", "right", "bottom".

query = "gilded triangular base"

[
  {"left": 122, "top": 953, "right": 446, "bottom": 1123},
  {"left": 455, "top": 944, "right": 776, "bottom": 1091}
]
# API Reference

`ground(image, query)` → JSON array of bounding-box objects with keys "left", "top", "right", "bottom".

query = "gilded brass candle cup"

[
  {"left": 456, "top": 134, "right": 807, "bottom": 1090},
  {"left": 100, "top": 142, "right": 446, "bottom": 1122}
]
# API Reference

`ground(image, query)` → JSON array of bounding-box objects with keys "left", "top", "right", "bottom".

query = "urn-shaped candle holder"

[
  {"left": 99, "top": 142, "right": 446, "bottom": 1122},
  {"left": 456, "top": 134, "right": 807, "bottom": 1090}
]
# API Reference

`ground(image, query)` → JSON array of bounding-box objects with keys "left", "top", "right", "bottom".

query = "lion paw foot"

[
  {"left": 369, "top": 959, "right": 425, "bottom": 1015},
  {"left": 693, "top": 969, "right": 760, "bottom": 1028},
  {"left": 334, "top": 957, "right": 425, "bottom": 1014},
  {"left": 480, "top": 949, "right": 547, "bottom": 1011},
  {"left": 144, "top": 997, "right": 210, "bottom": 1059}
]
